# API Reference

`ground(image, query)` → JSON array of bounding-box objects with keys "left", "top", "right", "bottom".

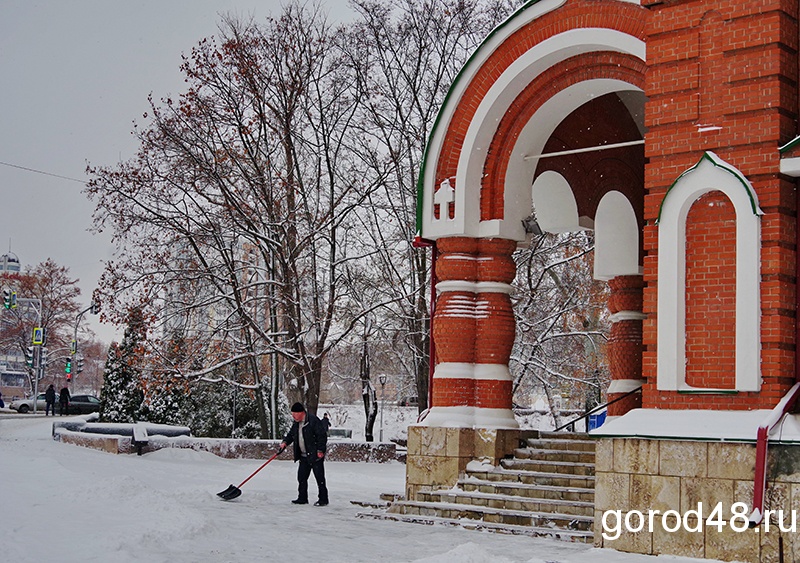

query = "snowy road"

[{"left": 0, "top": 416, "right": 720, "bottom": 562}]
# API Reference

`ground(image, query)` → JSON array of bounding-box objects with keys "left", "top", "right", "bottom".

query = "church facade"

[{"left": 410, "top": 0, "right": 800, "bottom": 559}]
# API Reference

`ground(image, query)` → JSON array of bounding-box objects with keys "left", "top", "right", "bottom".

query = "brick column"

[
  {"left": 430, "top": 237, "right": 478, "bottom": 427},
  {"left": 607, "top": 275, "right": 645, "bottom": 416},
  {"left": 425, "top": 237, "right": 518, "bottom": 429},
  {"left": 473, "top": 239, "right": 517, "bottom": 427}
]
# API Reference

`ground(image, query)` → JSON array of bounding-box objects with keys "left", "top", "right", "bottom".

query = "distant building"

[{"left": 0, "top": 252, "right": 21, "bottom": 274}]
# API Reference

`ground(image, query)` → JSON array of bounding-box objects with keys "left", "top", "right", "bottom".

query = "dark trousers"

[
  {"left": 296, "top": 456, "right": 328, "bottom": 503},
  {"left": 46, "top": 401, "right": 55, "bottom": 416},
  {"left": 59, "top": 401, "right": 68, "bottom": 415}
]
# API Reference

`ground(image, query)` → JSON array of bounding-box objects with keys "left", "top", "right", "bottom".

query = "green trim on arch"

[{"left": 655, "top": 152, "right": 760, "bottom": 225}]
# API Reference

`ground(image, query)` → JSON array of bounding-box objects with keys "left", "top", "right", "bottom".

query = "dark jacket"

[
  {"left": 282, "top": 412, "right": 328, "bottom": 462},
  {"left": 45, "top": 386, "right": 56, "bottom": 403},
  {"left": 59, "top": 387, "right": 70, "bottom": 404}
]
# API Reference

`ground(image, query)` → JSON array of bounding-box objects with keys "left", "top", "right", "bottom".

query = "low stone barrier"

[{"left": 54, "top": 423, "right": 397, "bottom": 462}]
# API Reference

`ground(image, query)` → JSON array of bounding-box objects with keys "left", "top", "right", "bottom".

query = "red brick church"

[{"left": 404, "top": 0, "right": 800, "bottom": 560}]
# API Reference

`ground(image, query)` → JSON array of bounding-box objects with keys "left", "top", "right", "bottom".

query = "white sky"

[
  {"left": 0, "top": 1, "right": 352, "bottom": 344},
  {"left": 0, "top": 413, "right": 726, "bottom": 563}
]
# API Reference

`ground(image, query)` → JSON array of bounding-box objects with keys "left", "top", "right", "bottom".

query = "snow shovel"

[{"left": 217, "top": 449, "right": 283, "bottom": 501}]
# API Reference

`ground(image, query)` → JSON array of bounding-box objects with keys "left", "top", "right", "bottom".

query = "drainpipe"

[{"left": 413, "top": 236, "right": 437, "bottom": 411}]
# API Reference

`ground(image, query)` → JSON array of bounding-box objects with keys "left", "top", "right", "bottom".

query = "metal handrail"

[{"left": 553, "top": 385, "right": 642, "bottom": 432}]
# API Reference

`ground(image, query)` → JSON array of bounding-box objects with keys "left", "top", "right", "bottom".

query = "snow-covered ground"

[{"left": 0, "top": 415, "right": 729, "bottom": 563}]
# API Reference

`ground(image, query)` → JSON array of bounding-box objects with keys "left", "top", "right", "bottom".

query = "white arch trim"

[
  {"left": 422, "top": 25, "right": 645, "bottom": 241},
  {"left": 657, "top": 152, "right": 762, "bottom": 392},
  {"left": 595, "top": 190, "right": 642, "bottom": 280}
]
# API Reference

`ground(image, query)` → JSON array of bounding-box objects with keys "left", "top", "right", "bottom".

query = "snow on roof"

[{"left": 590, "top": 408, "right": 800, "bottom": 443}]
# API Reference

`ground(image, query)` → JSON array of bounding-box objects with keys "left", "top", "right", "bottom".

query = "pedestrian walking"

[
  {"left": 322, "top": 413, "right": 331, "bottom": 434},
  {"left": 45, "top": 384, "right": 56, "bottom": 416},
  {"left": 280, "top": 402, "right": 329, "bottom": 506},
  {"left": 58, "top": 386, "right": 70, "bottom": 416}
]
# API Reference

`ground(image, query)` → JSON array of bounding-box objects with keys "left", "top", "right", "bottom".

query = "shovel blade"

[{"left": 217, "top": 484, "right": 242, "bottom": 501}]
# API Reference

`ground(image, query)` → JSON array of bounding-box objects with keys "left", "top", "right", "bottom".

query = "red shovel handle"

[{"left": 236, "top": 450, "right": 282, "bottom": 489}]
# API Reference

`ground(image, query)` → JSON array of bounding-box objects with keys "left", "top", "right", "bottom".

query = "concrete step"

[
  {"left": 417, "top": 488, "right": 594, "bottom": 517},
  {"left": 356, "top": 510, "right": 594, "bottom": 543},
  {"left": 539, "top": 430, "right": 595, "bottom": 441},
  {"left": 470, "top": 465, "right": 596, "bottom": 488},
  {"left": 499, "top": 457, "right": 596, "bottom": 476},
  {"left": 460, "top": 477, "right": 595, "bottom": 503},
  {"left": 385, "top": 499, "right": 594, "bottom": 531},
  {"left": 526, "top": 437, "right": 596, "bottom": 452},
  {"left": 513, "top": 448, "right": 595, "bottom": 464}
]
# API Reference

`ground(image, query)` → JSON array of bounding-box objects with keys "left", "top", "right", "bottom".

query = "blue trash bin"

[{"left": 588, "top": 409, "right": 607, "bottom": 431}]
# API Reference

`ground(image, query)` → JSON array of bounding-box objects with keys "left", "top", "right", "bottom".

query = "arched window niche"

[{"left": 656, "top": 152, "right": 762, "bottom": 392}]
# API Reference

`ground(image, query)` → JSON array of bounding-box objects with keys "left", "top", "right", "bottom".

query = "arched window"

[{"left": 657, "top": 153, "right": 761, "bottom": 391}]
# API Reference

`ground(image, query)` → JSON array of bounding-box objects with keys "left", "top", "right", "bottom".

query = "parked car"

[
  {"left": 66, "top": 395, "right": 101, "bottom": 414},
  {"left": 10, "top": 393, "right": 101, "bottom": 414},
  {"left": 398, "top": 396, "right": 418, "bottom": 407},
  {"left": 9, "top": 393, "right": 49, "bottom": 414}
]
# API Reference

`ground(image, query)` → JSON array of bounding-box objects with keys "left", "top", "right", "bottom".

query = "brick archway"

[{"left": 418, "top": 0, "right": 647, "bottom": 430}]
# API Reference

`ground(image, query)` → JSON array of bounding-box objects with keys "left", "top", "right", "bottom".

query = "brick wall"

[{"left": 642, "top": 0, "right": 799, "bottom": 409}]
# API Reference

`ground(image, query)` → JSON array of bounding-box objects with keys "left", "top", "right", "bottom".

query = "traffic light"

[
  {"left": 90, "top": 301, "right": 101, "bottom": 315},
  {"left": 65, "top": 357, "right": 72, "bottom": 375},
  {"left": 24, "top": 346, "right": 34, "bottom": 367},
  {"left": 76, "top": 356, "right": 84, "bottom": 374},
  {"left": 40, "top": 348, "right": 48, "bottom": 369},
  {"left": 2, "top": 289, "right": 10, "bottom": 309}
]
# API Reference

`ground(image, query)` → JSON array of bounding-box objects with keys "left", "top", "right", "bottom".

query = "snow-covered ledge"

[{"left": 590, "top": 408, "right": 800, "bottom": 443}]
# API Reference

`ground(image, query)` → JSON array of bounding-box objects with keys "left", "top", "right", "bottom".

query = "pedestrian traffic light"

[
  {"left": 76, "top": 356, "right": 84, "bottom": 374},
  {"left": 66, "top": 373, "right": 71, "bottom": 382},
  {"left": 65, "top": 357, "right": 72, "bottom": 374}
]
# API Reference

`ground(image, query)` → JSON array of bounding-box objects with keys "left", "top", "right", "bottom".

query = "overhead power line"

[{"left": 0, "top": 160, "right": 87, "bottom": 185}]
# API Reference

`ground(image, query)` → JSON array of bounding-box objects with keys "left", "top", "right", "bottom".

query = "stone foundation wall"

[
  {"left": 405, "top": 425, "right": 534, "bottom": 500},
  {"left": 594, "top": 437, "right": 800, "bottom": 562}
]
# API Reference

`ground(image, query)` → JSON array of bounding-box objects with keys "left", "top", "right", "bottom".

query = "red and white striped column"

[
  {"left": 426, "top": 237, "right": 518, "bottom": 429},
  {"left": 607, "top": 275, "right": 645, "bottom": 416}
]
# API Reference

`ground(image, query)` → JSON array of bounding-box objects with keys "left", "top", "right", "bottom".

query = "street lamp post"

[{"left": 378, "top": 374, "right": 387, "bottom": 442}]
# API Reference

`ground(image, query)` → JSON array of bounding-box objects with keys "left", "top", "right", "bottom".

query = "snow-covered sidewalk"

[{"left": 0, "top": 417, "right": 726, "bottom": 562}]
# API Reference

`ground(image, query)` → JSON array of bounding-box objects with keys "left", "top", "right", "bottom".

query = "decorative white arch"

[
  {"left": 595, "top": 190, "right": 641, "bottom": 280},
  {"left": 531, "top": 171, "right": 585, "bottom": 233},
  {"left": 657, "top": 152, "right": 762, "bottom": 392},
  {"left": 420, "top": 12, "right": 647, "bottom": 241}
]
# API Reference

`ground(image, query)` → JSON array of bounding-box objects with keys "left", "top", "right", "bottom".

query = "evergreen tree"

[{"left": 99, "top": 308, "right": 146, "bottom": 422}]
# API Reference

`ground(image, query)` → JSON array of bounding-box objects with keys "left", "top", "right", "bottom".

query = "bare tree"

[
  {"left": 0, "top": 260, "right": 83, "bottom": 393},
  {"left": 344, "top": 0, "right": 518, "bottom": 411},
  {"left": 511, "top": 231, "right": 610, "bottom": 427},
  {"left": 86, "top": 3, "right": 383, "bottom": 435}
]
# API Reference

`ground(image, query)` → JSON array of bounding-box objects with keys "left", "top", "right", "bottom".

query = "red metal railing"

[{"left": 749, "top": 381, "right": 800, "bottom": 527}]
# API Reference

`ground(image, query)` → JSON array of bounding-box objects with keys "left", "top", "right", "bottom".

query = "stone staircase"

[{"left": 357, "top": 431, "right": 596, "bottom": 542}]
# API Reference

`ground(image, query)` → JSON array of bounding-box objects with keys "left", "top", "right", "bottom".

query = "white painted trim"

[
  {"left": 780, "top": 156, "right": 800, "bottom": 177},
  {"left": 422, "top": 25, "right": 646, "bottom": 240},
  {"left": 433, "top": 362, "right": 476, "bottom": 379},
  {"left": 610, "top": 311, "right": 647, "bottom": 323},
  {"left": 607, "top": 379, "right": 645, "bottom": 394},
  {"left": 436, "top": 280, "right": 514, "bottom": 295},
  {"left": 595, "top": 190, "right": 642, "bottom": 280},
  {"left": 657, "top": 154, "right": 761, "bottom": 392},
  {"left": 434, "top": 363, "right": 512, "bottom": 381},
  {"left": 421, "top": 406, "right": 519, "bottom": 429}
]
